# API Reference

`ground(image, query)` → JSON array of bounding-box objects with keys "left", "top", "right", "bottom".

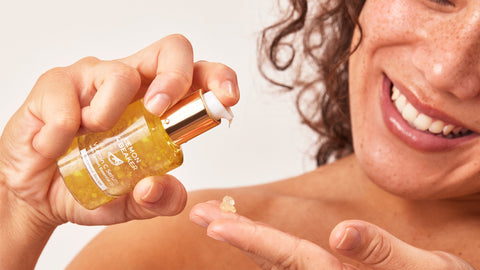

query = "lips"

[
  {"left": 391, "top": 86, "right": 472, "bottom": 139},
  {"left": 381, "top": 75, "right": 477, "bottom": 151}
]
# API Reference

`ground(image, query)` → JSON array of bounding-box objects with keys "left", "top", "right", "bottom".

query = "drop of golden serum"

[{"left": 220, "top": 195, "right": 236, "bottom": 213}]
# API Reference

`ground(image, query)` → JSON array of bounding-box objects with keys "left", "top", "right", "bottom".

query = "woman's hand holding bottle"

[{"left": 0, "top": 34, "right": 239, "bottom": 269}]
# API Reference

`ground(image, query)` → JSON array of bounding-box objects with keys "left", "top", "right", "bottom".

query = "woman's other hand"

[
  {"left": 190, "top": 201, "right": 474, "bottom": 270},
  {"left": 0, "top": 34, "right": 239, "bottom": 268}
]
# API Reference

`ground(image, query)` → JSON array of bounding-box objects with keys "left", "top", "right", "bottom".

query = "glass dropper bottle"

[{"left": 58, "top": 90, "right": 233, "bottom": 209}]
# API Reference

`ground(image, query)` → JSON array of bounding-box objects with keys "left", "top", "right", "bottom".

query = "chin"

[
  {"left": 354, "top": 136, "right": 480, "bottom": 200},
  {"left": 354, "top": 140, "right": 434, "bottom": 199},
  {"left": 349, "top": 71, "right": 480, "bottom": 200}
]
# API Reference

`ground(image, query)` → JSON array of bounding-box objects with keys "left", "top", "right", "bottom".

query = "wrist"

[{"left": 0, "top": 175, "right": 55, "bottom": 269}]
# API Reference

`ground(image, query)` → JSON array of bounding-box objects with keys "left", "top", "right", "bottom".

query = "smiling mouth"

[{"left": 390, "top": 85, "right": 473, "bottom": 139}]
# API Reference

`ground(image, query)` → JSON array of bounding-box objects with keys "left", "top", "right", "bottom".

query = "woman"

[{"left": 1, "top": 0, "right": 479, "bottom": 269}]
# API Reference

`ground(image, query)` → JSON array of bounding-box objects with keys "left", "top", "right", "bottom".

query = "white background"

[{"left": 0, "top": 1, "right": 316, "bottom": 269}]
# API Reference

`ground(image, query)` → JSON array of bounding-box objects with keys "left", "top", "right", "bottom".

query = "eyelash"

[{"left": 429, "top": 0, "right": 455, "bottom": 6}]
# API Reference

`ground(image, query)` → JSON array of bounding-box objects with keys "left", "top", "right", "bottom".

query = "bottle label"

[
  {"left": 79, "top": 130, "right": 145, "bottom": 195},
  {"left": 80, "top": 148, "right": 108, "bottom": 191},
  {"left": 75, "top": 108, "right": 182, "bottom": 197}
]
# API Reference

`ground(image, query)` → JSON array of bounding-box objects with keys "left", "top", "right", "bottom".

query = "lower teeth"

[{"left": 438, "top": 130, "right": 472, "bottom": 139}]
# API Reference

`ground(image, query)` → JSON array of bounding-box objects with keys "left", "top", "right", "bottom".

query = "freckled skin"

[
  {"left": 349, "top": 0, "right": 480, "bottom": 199},
  {"left": 68, "top": 1, "right": 480, "bottom": 269}
]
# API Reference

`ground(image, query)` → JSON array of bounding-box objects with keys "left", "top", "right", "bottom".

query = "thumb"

[
  {"left": 130, "top": 175, "right": 188, "bottom": 217},
  {"left": 79, "top": 174, "right": 188, "bottom": 225},
  {"left": 329, "top": 220, "right": 475, "bottom": 270}
]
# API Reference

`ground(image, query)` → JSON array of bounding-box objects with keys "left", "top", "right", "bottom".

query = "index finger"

[
  {"left": 207, "top": 219, "right": 345, "bottom": 270},
  {"left": 119, "top": 34, "right": 194, "bottom": 116},
  {"left": 190, "top": 201, "right": 346, "bottom": 270}
]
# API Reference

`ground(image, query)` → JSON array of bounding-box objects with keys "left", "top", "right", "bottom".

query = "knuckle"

[
  {"left": 171, "top": 191, "right": 187, "bottom": 215},
  {"left": 86, "top": 113, "right": 114, "bottom": 132},
  {"left": 432, "top": 251, "right": 476, "bottom": 270},
  {"left": 257, "top": 261, "right": 274, "bottom": 270},
  {"left": 164, "top": 69, "right": 192, "bottom": 89},
  {"left": 109, "top": 61, "right": 142, "bottom": 88},
  {"left": 196, "top": 59, "right": 208, "bottom": 65},
  {"left": 75, "top": 56, "right": 100, "bottom": 67},
  {"left": 361, "top": 232, "right": 393, "bottom": 266},
  {"left": 162, "top": 177, "right": 187, "bottom": 215},
  {"left": 274, "top": 237, "right": 306, "bottom": 270},
  {"left": 163, "top": 192, "right": 187, "bottom": 215},
  {"left": 39, "top": 67, "right": 71, "bottom": 83},
  {"left": 196, "top": 61, "right": 237, "bottom": 78},
  {"left": 214, "top": 62, "right": 236, "bottom": 76},
  {"left": 280, "top": 238, "right": 342, "bottom": 270},
  {"left": 168, "top": 198, "right": 187, "bottom": 215},
  {"left": 52, "top": 113, "right": 80, "bottom": 134}
]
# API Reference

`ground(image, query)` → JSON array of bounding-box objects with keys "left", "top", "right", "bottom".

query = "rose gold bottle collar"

[{"left": 160, "top": 90, "right": 220, "bottom": 145}]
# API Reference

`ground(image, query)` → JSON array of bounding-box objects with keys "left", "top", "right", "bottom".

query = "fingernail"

[
  {"left": 140, "top": 181, "right": 164, "bottom": 203},
  {"left": 190, "top": 214, "right": 209, "bottom": 228},
  {"left": 145, "top": 93, "right": 171, "bottom": 116},
  {"left": 189, "top": 206, "right": 210, "bottom": 228},
  {"left": 220, "top": 80, "right": 238, "bottom": 99},
  {"left": 336, "top": 227, "right": 361, "bottom": 250},
  {"left": 207, "top": 229, "right": 226, "bottom": 242}
]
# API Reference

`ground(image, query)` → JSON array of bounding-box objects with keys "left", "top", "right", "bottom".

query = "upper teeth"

[{"left": 391, "top": 86, "right": 469, "bottom": 136}]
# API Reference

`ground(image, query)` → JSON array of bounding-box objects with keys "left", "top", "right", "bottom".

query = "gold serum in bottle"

[{"left": 58, "top": 90, "right": 233, "bottom": 209}]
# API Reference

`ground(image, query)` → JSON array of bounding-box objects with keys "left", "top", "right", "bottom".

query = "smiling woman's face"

[{"left": 349, "top": 0, "right": 480, "bottom": 199}]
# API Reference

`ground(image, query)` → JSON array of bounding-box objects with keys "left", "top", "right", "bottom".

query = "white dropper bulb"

[{"left": 203, "top": 91, "right": 234, "bottom": 122}]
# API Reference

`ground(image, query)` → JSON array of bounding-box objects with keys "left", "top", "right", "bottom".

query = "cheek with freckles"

[
  {"left": 347, "top": 43, "right": 436, "bottom": 198},
  {"left": 347, "top": 0, "right": 480, "bottom": 199},
  {"left": 347, "top": 1, "right": 429, "bottom": 198}
]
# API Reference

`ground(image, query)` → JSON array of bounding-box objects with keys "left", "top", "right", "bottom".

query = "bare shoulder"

[{"left": 66, "top": 187, "right": 278, "bottom": 269}]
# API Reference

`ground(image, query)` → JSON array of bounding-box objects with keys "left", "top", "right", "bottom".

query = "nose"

[{"left": 412, "top": 7, "right": 480, "bottom": 100}]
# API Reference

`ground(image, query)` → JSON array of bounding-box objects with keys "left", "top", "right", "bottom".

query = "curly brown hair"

[{"left": 258, "top": 0, "right": 365, "bottom": 166}]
